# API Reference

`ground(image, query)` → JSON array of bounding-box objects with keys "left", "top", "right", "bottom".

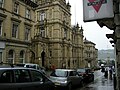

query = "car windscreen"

[
  {"left": 26, "top": 65, "right": 36, "bottom": 69},
  {"left": 50, "top": 70, "right": 67, "bottom": 77},
  {"left": 77, "top": 69, "right": 85, "bottom": 73}
]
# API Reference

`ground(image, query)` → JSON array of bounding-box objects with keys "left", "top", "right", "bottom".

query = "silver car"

[{"left": 49, "top": 69, "right": 84, "bottom": 90}]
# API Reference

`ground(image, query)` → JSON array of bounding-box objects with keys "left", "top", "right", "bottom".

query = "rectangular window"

[
  {"left": 14, "top": 2, "right": 19, "bottom": 14},
  {"left": 19, "top": 51, "right": 25, "bottom": 63},
  {"left": 12, "top": 23, "right": 18, "bottom": 38},
  {"left": 40, "top": 12, "right": 45, "bottom": 21},
  {"left": 39, "top": 27, "right": 45, "bottom": 37},
  {"left": 64, "top": 28, "right": 67, "bottom": 38},
  {"left": 26, "top": 8, "right": 30, "bottom": 19},
  {"left": 0, "top": 0, "right": 4, "bottom": 8},
  {"left": 0, "top": 52, "right": 2, "bottom": 62},
  {"left": 30, "top": 0, "right": 36, "bottom": 3},
  {"left": 0, "top": 21, "right": 2, "bottom": 36},
  {"left": 25, "top": 27, "right": 30, "bottom": 40}
]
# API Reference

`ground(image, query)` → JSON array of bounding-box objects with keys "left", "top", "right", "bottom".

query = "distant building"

[{"left": 84, "top": 38, "right": 98, "bottom": 68}]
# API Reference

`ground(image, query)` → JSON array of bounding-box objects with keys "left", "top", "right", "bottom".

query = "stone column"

[{"left": 114, "top": 1, "right": 120, "bottom": 89}]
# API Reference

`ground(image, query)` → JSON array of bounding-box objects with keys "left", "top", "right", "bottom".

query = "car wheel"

[{"left": 67, "top": 83, "right": 72, "bottom": 90}]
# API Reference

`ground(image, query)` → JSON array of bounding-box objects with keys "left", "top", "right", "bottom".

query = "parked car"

[
  {"left": 16, "top": 63, "right": 46, "bottom": 74},
  {"left": 77, "top": 68, "right": 94, "bottom": 83},
  {"left": 0, "top": 65, "right": 54, "bottom": 90},
  {"left": 49, "top": 69, "right": 84, "bottom": 90}
]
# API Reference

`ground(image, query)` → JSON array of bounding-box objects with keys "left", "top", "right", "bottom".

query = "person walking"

[
  {"left": 104, "top": 67, "right": 108, "bottom": 78},
  {"left": 109, "top": 66, "right": 113, "bottom": 79}
]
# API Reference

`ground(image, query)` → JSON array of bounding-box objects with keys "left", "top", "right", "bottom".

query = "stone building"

[
  {"left": 0, "top": 0, "right": 38, "bottom": 64},
  {"left": 84, "top": 38, "right": 98, "bottom": 68},
  {"left": 0, "top": 0, "right": 85, "bottom": 69},
  {"left": 32, "top": 0, "right": 84, "bottom": 69}
]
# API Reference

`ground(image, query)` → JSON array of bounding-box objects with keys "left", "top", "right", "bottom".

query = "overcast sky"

[{"left": 66, "top": 0, "right": 114, "bottom": 50}]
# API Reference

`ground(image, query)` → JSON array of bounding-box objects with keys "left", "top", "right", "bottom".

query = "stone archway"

[{"left": 41, "top": 51, "right": 45, "bottom": 67}]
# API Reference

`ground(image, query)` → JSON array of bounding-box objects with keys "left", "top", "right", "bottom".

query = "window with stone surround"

[
  {"left": 26, "top": 8, "right": 31, "bottom": 19},
  {"left": 25, "top": 26, "right": 30, "bottom": 40},
  {"left": 8, "top": 50, "right": 14, "bottom": 64},
  {"left": 0, "top": 52, "right": 2, "bottom": 63},
  {"left": 0, "top": 0, "right": 4, "bottom": 8},
  {"left": 0, "top": 21, "right": 2, "bottom": 36},
  {"left": 12, "top": 23, "right": 19, "bottom": 38},
  {"left": 19, "top": 50, "right": 25, "bottom": 63},
  {"left": 14, "top": 2, "right": 19, "bottom": 14},
  {"left": 39, "top": 26, "right": 45, "bottom": 37},
  {"left": 40, "top": 12, "right": 45, "bottom": 21},
  {"left": 64, "top": 28, "right": 67, "bottom": 38}
]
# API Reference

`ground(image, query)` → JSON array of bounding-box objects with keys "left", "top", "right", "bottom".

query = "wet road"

[{"left": 75, "top": 70, "right": 114, "bottom": 90}]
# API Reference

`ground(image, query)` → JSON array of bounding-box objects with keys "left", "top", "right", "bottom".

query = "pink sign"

[
  {"left": 83, "top": 0, "right": 114, "bottom": 22},
  {"left": 88, "top": 0, "right": 105, "bottom": 13}
]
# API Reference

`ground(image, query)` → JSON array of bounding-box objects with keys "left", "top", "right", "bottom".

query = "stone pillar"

[{"left": 114, "top": 1, "right": 120, "bottom": 89}]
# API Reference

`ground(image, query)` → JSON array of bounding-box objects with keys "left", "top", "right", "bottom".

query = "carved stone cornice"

[{"left": 97, "top": 18, "right": 115, "bottom": 30}]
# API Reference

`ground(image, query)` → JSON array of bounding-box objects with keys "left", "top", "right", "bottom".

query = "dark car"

[
  {"left": 0, "top": 65, "right": 54, "bottom": 90},
  {"left": 50, "top": 69, "right": 84, "bottom": 90},
  {"left": 77, "top": 68, "right": 94, "bottom": 83}
]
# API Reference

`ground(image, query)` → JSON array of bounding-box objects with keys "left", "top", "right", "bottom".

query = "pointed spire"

[
  {"left": 81, "top": 25, "right": 83, "bottom": 29},
  {"left": 76, "top": 22, "right": 79, "bottom": 28},
  {"left": 67, "top": 0, "right": 69, "bottom": 5},
  {"left": 66, "top": 0, "right": 71, "bottom": 11},
  {"left": 80, "top": 25, "right": 83, "bottom": 31}
]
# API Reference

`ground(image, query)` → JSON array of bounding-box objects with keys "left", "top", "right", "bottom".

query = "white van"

[{"left": 16, "top": 63, "right": 46, "bottom": 74}]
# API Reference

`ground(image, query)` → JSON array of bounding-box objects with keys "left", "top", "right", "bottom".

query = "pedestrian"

[
  {"left": 104, "top": 67, "right": 108, "bottom": 78},
  {"left": 101, "top": 67, "right": 105, "bottom": 72},
  {"left": 109, "top": 66, "right": 113, "bottom": 79}
]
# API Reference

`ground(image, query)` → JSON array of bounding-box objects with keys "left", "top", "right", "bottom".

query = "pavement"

[{"left": 80, "top": 70, "right": 114, "bottom": 90}]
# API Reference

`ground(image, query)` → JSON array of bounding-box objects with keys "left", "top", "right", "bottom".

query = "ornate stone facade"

[
  {"left": 33, "top": 0, "right": 84, "bottom": 69},
  {"left": 0, "top": 0, "right": 95, "bottom": 69}
]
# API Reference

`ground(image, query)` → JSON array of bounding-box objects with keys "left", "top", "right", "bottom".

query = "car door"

[
  {"left": 30, "top": 70, "right": 54, "bottom": 90},
  {"left": 0, "top": 69, "right": 18, "bottom": 90},
  {"left": 68, "top": 71, "right": 80, "bottom": 86},
  {"left": 14, "top": 69, "right": 35, "bottom": 90}
]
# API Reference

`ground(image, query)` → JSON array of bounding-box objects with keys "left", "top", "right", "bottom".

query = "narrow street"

[{"left": 75, "top": 70, "right": 114, "bottom": 90}]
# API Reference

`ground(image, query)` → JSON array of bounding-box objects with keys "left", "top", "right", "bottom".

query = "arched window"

[
  {"left": 8, "top": 50, "right": 14, "bottom": 64},
  {"left": 19, "top": 50, "right": 25, "bottom": 63}
]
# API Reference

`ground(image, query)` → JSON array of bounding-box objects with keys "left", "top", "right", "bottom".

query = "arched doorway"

[{"left": 41, "top": 51, "right": 45, "bottom": 67}]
